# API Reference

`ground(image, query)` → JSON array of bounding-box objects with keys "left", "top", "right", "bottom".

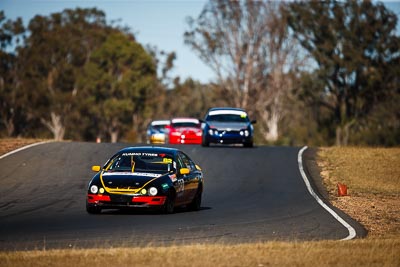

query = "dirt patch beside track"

[
  {"left": 0, "top": 139, "right": 46, "bottom": 156},
  {"left": 330, "top": 195, "right": 400, "bottom": 237}
]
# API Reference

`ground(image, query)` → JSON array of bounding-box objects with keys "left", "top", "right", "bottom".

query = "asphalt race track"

[{"left": 0, "top": 142, "right": 365, "bottom": 250}]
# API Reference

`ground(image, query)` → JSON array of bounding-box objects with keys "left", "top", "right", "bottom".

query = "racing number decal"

[
  {"left": 176, "top": 179, "right": 184, "bottom": 193},
  {"left": 163, "top": 158, "right": 172, "bottom": 163}
]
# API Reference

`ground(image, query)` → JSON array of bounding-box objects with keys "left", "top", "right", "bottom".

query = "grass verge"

[
  {"left": 318, "top": 147, "right": 400, "bottom": 238},
  {"left": 0, "top": 140, "right": 399, "bottom": 266},
  {"left": 1, "top": 240, "right": 399, "bottom": 267}
]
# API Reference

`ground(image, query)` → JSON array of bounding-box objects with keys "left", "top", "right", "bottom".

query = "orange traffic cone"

[{"left": 337, "top": 183, "right": 348, "bottom": 197}]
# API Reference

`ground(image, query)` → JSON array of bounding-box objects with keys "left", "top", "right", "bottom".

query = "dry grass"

[
  {"left": 318, "top": 147, "right": 400, "bottom": 195},
  {"left": 318, "top": 147, "right": 400, "bottom": 237},
  {"left": 1, "top": 140, "right": 400, "bottom": 266},
  {"left": 1, "top": 240, "right": 399, "bottom": 267}
]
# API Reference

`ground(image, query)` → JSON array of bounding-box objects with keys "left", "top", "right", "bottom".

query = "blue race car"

[{"left": 201, "top": 107, "right": 256, "bottom": 147}]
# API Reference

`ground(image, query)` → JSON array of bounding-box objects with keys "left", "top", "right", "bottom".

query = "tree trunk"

[
  {"left": 335, "top": 126, "right": 342, "bottom": 146},
  {"left": 259, "top": 107, "right": 281, "bottom": 143},
  {"left": 110, "top": 131, "right": 118, "bottom": 143},
  {"left": 108, "top": 119, "right": 119, "bottom": 143},
  {"left": 335, "top": 122, "right": 352, "bottom": 146},
  {"left": 41, "top": 112, "right": 65, "bottom": 141},
  {"left": 265, "top": 111, "right": 280, "bottom": 142},
  {"left": 132, "top": 113, "right": 145, "bottom": 143},
  {"left": 5, "top": 118, "right": 15, "bottom": 137}
]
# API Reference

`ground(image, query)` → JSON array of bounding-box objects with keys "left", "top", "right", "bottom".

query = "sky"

[
  {"left": 1, "top": 0, "right": 400, "bottom": 84},
  {"left": 0, "top": 0, "right": 214, "bottom": 83}
]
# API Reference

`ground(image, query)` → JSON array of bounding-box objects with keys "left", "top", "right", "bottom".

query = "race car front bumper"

[
  {"left": 87, "top": 194, "right": 166, "bottom": 208},
  {"left": 150, "top": 133, "right": 166, "bottom": 144},
  {"left": 204, "top": 132, "right": 253, "bottom": 145}
]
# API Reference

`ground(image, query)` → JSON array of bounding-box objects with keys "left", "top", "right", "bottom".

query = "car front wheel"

[
  {"left": 202, "top": 136, "right": 210, "bottom": 147},
  {"left": 243, "top": 141, "right": 253, "bottom": 148},
  {"left": 163, "top": 192, "right": 175, "bottom": 214},
  {"left": 86, "top": 203, "right": 101, "bottom": 214}
]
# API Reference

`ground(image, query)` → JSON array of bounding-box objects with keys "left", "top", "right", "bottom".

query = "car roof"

[
  {"left": 207, "top": 107, "right": 246, "bottom": 112},
  {"left": 150, "top": 120, "right": 170, "bottom": 126},
  {"left": 171, "top": 117, "right": 200, "bottom": 124},
  {"left": 206, "top": 107, "right": 248, "bottom": 117}
]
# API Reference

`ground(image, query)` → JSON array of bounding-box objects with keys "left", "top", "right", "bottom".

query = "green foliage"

[
  {"left": 78, "top": 30, "right": 157, "bottom": 142},
  {"left": 285, "top": 0, "right": 400, "bottom": 146},
  {"left": 164, "top": 78, "right": 215, "bottom": 119},
  {"left": 350, "top": 92, "right": 400, "bottom": 146},
  {"left": 0, "top": 4, "right": 399, "bottom": 146},
  {"left": 0, "top": 11, "right": 27, "bottom": 137},
  {"left": 17, "top": 8, "right": 111, "bottom": 140},
  {"left": 0, "top": 8, "right": 160, "bottom": 142}
]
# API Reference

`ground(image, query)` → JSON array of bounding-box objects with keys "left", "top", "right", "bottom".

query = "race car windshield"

[
  {"left": 106, "top": 153, "right": 174, "bottom": 174},
  {"left": 151, "top": 124, "right": 169, "bottom": 133},
  {"left": 207, "top": 114, "right": 249, "bottom": 123},
  {"left": 172, "top": 122, "right": 200, "bottom": 128}
]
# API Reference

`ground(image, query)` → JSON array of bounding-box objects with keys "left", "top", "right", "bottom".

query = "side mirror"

[
  {"left": 92, "top": 165, "right": 101, "bottom": 172},
  {"left": 251, "top": 120, "right": 257, "bottom": 124},
  {"left": 195, "top": 165, "right": 202, "bottom": 171},
  {"left": 180, "top": 168, "right": 190, "bottom": 175}
]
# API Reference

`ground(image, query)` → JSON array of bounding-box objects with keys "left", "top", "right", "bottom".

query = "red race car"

[{"left": 169, "top": 118, "right": 202, "bottom": 144}]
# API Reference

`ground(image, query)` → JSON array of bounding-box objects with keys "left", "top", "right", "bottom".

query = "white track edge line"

[
  {"left": 298, "top": 146, "right": 356, "bottom": 241},
  {"left": 0, "top": 141, "right": 52, "bottom": 160}
]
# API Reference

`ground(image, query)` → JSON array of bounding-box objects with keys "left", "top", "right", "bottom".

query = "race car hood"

[
  {"left": 207, "top": 122, "right": 249, "bottom": 131},
  {"left": 101, "top": 172, "right": 162, "bottom": 189}
]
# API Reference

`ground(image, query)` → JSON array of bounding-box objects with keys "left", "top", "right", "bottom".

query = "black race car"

[{"left": 86, "top": 146, "right": 203, "bottom": 214}]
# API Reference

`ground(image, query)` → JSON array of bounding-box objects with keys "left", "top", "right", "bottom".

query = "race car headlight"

[
  {"left": 208, "top": 129, "right": 214, "bottom": 135},
  {"left": 149, "top": 187, "right": 158, "bottom": 196},
  {"left": 240, "top": 130, "right": 250, "bottom": 137},
  {"left": 90, "top": 185, "right": 98, "bottom": 194}
]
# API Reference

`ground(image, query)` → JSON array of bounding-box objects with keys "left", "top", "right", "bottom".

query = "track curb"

[
  {"left": 299, "top": 146, "right": 368, "bottom": 239},
  {"left": 0, "top": 141, "right": 53, "bottom": 160}
]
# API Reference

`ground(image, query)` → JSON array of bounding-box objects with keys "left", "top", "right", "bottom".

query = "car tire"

[
  {"left": 189, "top": 186, "right": 202, "bottom": 211},
  {"left": 163, "top": 192, "right": 175, "bottom": 214},
  {"left": 202, "top": 136, "right": 209, "bottom": 147},
  {"left": 86, "top": 204, "right": 101, "bottom": 214},
  {"left": 243, "top": 141, "right": 253, "bottom": 148}
]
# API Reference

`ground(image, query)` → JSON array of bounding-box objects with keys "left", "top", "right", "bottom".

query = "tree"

[
  {"left": 164, "top": 77, "right": 215, "bottom": 119},
  {"left": 17, "top": 8, "right": 110, "bottom": 140},
  {"left": 0, "top": 11, "right": 26, "bottom": 137},
  {"left": 146, "top": 45, "right": 177, "bottom": 89},
  {"left": 78, "top": 31, "right": 157, "bottom": 143},
  {"left": 286, "top": 0, "right": 400, "bottom": 145},
  {"left": 185, "top": 0, "right": 304, "bottom": 142}
]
